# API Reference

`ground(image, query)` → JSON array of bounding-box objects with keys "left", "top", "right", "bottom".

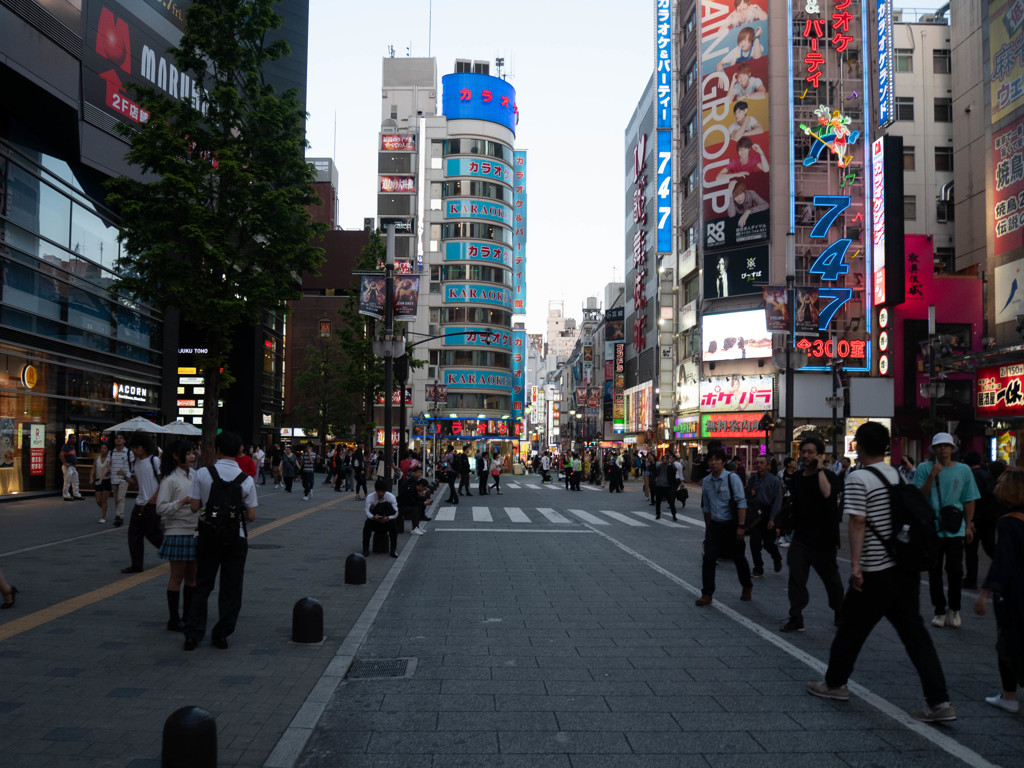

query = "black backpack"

[
  {"left": 199, "top": 465, "right": 247, "bottom": 551},
  {"left": 861, "top": 465, "right": 939, "bottom": 573}
]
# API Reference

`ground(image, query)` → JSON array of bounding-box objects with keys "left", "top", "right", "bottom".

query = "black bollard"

[
  {"left": 345, "top": 553, "right": 367, "bottom": 585},
  {"left": 162, "top": 705, "right": 216, "bottom": 768},
  {"left": 292, "top": 597, "right": 324, "bottom": 643}
]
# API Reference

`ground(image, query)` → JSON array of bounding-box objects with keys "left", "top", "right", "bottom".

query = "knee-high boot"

[
  {"left": 166, "top": 589, "right": 183, "bottom": 632},
  {"left": 181, "top": 585, "right": 195, "bottom": 628}
]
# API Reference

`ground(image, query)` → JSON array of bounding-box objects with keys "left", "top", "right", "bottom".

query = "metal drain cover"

[{"left": 346, "top": 657, "right": 417, "bottom": 679}]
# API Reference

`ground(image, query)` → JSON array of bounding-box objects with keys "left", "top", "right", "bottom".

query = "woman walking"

[
  {"left": 155, "top": 440, "right": 197, "bottom": 632},
  {"left": 91, "top": 442, "right": 112, "bottom": 523},
  {"left": 300, "top": 443, "right": 316, "bottom": 500},
  {"left": 974, "top": 469, "right": 1024, "bottom": 714},
  {"left": 280, "top": 444, "right": 298, "bottom": 492},
  {"left": 489, "top": 452, "right": 503, "bottom": 495}
]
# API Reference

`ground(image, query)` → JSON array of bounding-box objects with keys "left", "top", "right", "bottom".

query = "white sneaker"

[
  {"left": 98, "top": 518, "right": 106, "bottom": 523},
  {"left": 302, "top": 495, "right": 309, "bottom": 501},
  {"left": 411, "top": 527, "right": 425, "bottom": 535},
  {"left": 931, "top": 613, "right": 947, "bottom": 628},
  {"left": 985, "top": 695, "right": 1020, "bottom": 713},
  {"left": 947, "top": 610, "right": 962, "bottom": 629}
]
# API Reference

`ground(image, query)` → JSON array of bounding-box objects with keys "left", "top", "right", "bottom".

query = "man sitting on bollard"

[{"left": 363, "top": 479, "right": 400, "bottom": 558}]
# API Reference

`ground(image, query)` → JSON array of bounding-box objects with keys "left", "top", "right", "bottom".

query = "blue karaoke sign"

[{"left": 442, "top": 73, "right": 518, "bottom": 135}]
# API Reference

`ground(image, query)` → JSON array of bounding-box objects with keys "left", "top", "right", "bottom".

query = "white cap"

[{"left": 930, "top": 432, "right": 957, "bottom": 448}]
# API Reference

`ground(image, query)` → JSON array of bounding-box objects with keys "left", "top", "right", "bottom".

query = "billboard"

[
  {"left": 993, "top": 119, "right": 1024, "bottom": 257},
  {"left": 512, "top": 150, "right": 528, "bottom": 315},
  {"left": 358, "top": 275, "right": 386, "bottom": 319},
  {"left": 511, "top": 329, "right": 526, "bottom": 419},
  {"left": 991, "top": 0, "right": 1024, "bottom": 123},
  {"left": 876, "top": 0, "right": 896, "bottom": 128},
  {"left": 381, "top": 134, "right": 416, "bottom": 151},
  {"left": 445, "top": 157, "right": 512, "bottom": 184},
  {"left": 393, "top": 276, "right": 420, "bottom": 320},
  {"left": 700, "top": 376, "right": 774, "bottom": 412},
  {"left": 444, "top": 370, "right": 514, "bottom": 391},
  {"left": 443, "top": 284, "right": 512, "bottom": 309},
  {"left": 995, "top": 257, "right": 1024, "bottom": 325},
  {"left": 703, "top": 246, "right": 769, "bottom": 299},
  {"left": 442, "top": 327, "right": 513, "bottom": 349},
  {"left": 700, "top": 413, "right": 767, "bottom": 439},
  {"left": 380, "top": 176, "right": 415, "bottom": 193},
  {"left": 701, "top": 309, "right": 772, "bottom": 361},
  {"left": 656, "top": 0, "right": 673, "bottom": 253},
  {"left": 443, "top": 199, "right": 512, "bottom": 224},
  {"left": 441, "top": 73, "right": 518, "bottom": 135},
  {"left": 444, "top": 241, "right": 512, "bottom": 267},
  {"left": 977, "top": 363, "right": 1024, "bottom": 420},
  {"left": 700, "top": 0, "right": 771, "bottom": 251}
]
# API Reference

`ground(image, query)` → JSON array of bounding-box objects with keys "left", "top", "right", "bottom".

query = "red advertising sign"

[
  {"left": 977, "top": 362, "right": 1024, "bottom": 419},
  {"left": 993, "top": 119, "right": 1024, "bottom": 257},
  {"left": 700, "top": 413, "right": 765, "bottom": 439},
  {"left": 381, "top": 134, "right": 416, "bottom": 151},
  {"left": 379, "top": 176, "right": 415, "bottom": 193},
  {"left": 796, "top": 335, "right": 868, "bottom": 365}
]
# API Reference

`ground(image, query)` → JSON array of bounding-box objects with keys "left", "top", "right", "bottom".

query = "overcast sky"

[{"left": 304, "top": 0, "right": 945, "bottom": 335}]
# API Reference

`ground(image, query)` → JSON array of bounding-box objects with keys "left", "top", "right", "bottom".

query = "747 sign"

[{"left": 808, "top": 194, "right": 853, "bottom": 329}]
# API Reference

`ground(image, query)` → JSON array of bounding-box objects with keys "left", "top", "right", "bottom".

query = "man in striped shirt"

[{"left": 806, "top": 421, "right": 955, "bottom": 723}]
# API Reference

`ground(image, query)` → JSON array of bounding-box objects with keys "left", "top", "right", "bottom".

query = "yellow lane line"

[{"left": 0, "top": 497, "right": 341, "bottom": 643}]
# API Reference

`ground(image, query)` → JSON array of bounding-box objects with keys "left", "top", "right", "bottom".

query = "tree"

[{"left": 105, "top": 0, "right": 325, "bottom": 461}]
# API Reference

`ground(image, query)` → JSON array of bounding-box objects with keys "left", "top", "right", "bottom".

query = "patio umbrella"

[
  {"left": 104, "top": 416, "right": 166, "bottom": 433},
  {"left": 162, "top": 420, "right": 203, "bottom": 436}
]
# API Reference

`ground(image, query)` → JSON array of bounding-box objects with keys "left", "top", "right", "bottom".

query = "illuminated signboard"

[
  {"left": 443, "top": 369, "right": 514, "bottom": 391},
  {"left": 445, "top": 157, "right": 512, "bottom": 183},
  {"left": 674, "top": 417, "right": 699, "bottom": 438},
  {"left": 443, "top": 241, "right": 512, "bottom": 267},
  {"left": 656, "top": 0, "right": 672, "bottom": 254},
  {"left": 512, "top": 150, "right": 528, "bottom": 314},
  {"left": 876, "top": 0, "right": 895, "bottom": 128},
  {"left": 375, "top": 389, "right": 413, "bottom": 406},
  {"left": 871, "top": 136, "right": 886, "bottom": 304},
  {"left": 443, "top": 199, "right": 511, "bottom": 224},
  {"left": 511, "top": 329, "right": 526, "bottom": 419},
  {"left": 701, "top": 309, "right": 772, "bottom": 361},
  {"left": 441, "top": 72, "right": 518, "bottom": 135},
  {"left": 700, "top": 0, "right": 771, "bottom": 252},
  {"left": 977, "top": 363, "right": 1024, "bottom": 419},
  {"left": 991, "top": 0, "right": 1024, "bottom": 123},
  {"left": 700, "top": 413, "right": 765, "bottom": 439},
  {"left": 700, "top": 376, "right": 774, "bottom": 413},
  {"left": 876, "top": 306, "right": 891, "bottom": 376},
  {"left": 993, "top": 120, "right": 1024, "bottom": 257},
  {"left": 418, "top": 418, "right": 523, "bottom": 439},
  {"left": 379, "top": 217, "right": 415, "bottom": 234},
  {"left": 442, "top": 327, "right": 513, "bottom": 349},
  {"left": 443, "top": 284, "right": 512, "bottom": 309},
  {"left": 631, "top": 133, "right": 651, "bottom": 353},
  {"left": 796, "top": 335, "right": 869, "bottom": 367},
  {"left": 381, "top": 134, "right": 416, "bottom": 151},
  {"left": 613, "top": 342, "right": 625, "bottom": 430},
  {"left": 380, "top": 176, "right": 415, "bottom": 193},
  {"left": 703, "top": 245, "right": 769, "bottom": 299}
]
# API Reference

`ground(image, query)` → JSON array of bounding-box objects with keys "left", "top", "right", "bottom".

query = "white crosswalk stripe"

[
  {"left": 504, "top": 482, "right": 521, "bottom": 489},
  {"left": 629, "top": 510, "right": 678, "bottom": 527},
  {"left": 472, "top": 506, "right": 492, "bottom": 522},
  {"left": 537, "top": 507, "right": 572, "bottom": 524},
  {"left": 503, "top": 506, "right": 531, "bottom": 523},
  {"left": 434, "top": 506, "right": 457, "bottom": 521},
  {"left": 565, "top": 508, "right": 610, "bottom": 525},
  {"left": 596, "top": 510, "right": 648, "bottom": 527}
]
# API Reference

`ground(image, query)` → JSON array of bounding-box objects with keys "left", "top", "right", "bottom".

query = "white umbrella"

[
  {"left": 104, "top": 416, "right": 166, "bottom": 433},
  {"left": 162, "top": 420, "right": 203, "bottom": 436}
]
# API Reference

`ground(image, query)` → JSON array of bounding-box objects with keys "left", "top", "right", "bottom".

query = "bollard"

[
  {"left": 292, "top": 597, "right": 324, "bottom": 643},
  {"left": 344, "top": 553, "right": 367, "bottom": 585},
  {"left": 162, "top": 705, "right": 216, "bottom": 768}
]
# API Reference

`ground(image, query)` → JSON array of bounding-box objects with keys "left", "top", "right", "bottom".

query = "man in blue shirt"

[
  {"left": 696, "top": 447, "right": 752, "bottom": 607},
  {"left": 913, "top": 432, "right": 979, "bottom": 629}
]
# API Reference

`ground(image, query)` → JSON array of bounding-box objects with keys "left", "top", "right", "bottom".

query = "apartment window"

[
  {"left": 684, "top": 8, "right": 695, "bottom": 40},
  {"left": 934, "top": 97, "right": 953, "bottom": 122},
  {"left": 934, "top": 147, "right": 953, "bottom": 172},
  {"left": 684, "top": 116, "right": 696, "bottom": 145},
  {"left": 685, "top": 62, "right": 697, "bottom": 92},
  {"left": 895, "top": 97, "right": 914, "bottom": 121},
  {"left": 936, "top": 199, "right": 955, "bottom": 223},
  {"left": 895, "top": 48, "right": 913, "bottom": 72},
  {"left": 685, "top": 168, "right": 698, "bottom": 197},
  {"left": 904, "top": 195, "right": 917, "bottom": 220},
  {"left": 933, "top": 49, "right": 951, "bottom": 74},
  {"left": 903, "top": 145, "right": 916, "bottom": 171}
]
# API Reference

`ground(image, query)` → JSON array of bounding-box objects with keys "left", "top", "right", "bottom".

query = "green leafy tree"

[{"left": 105, "top": 0, "right": 325, "bottom": 460}]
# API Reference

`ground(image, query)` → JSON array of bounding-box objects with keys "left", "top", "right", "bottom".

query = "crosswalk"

[{"left": 428, "top": 505, "right": 705, "bottom": 529}]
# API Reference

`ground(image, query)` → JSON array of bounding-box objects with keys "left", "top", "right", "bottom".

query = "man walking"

[
  {"left": 780, "top": 434, "right": 845, "bottom": 632},
  {"left": 696, "top": 447, "right": 752, "bottom": 606},
  {"left": 652, "top": 452, "right": 678, "bottom": 520},
  {"left": 108, "top": 432, "right": 132, "bottom": 527},
  {"left": 540, "top": 451, "right": 552, "bottom": 483},
  {"left": 913, "top": 432, "right": 979, "bottom": 629},
  {"left": 184, "top": 431, "right": 258, "bottom": 651},
  {"left": 457, "top": 445, "right": 473, "bottom": 496},
  {"left": 60, "top": 432, "right": 83, "bottom": 501},
  {"left": 807, "top": 421, "right": 956, "bottom": 722},
  {"left": 746, "top": 455, "right": 784, "bottom": 577},
  {"left": 476, "top": 450, "right": 489, "bottom": 495},
  {"left": 121, "top": 432, "right": 163, "bottom": 574}
]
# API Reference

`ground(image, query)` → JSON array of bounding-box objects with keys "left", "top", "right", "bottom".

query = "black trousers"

[
  {"left": 653, "top": 486, "right": 676, "bottom": 517},
  {"left": 458, "top": 471, "right": 472, "bottom": 495},
  {"left": 749, "top": 520, "right": 781, "bottom": 570},
  {"left": 301, "top": 471, "right": 314, "bottom": 496},
  {"left": 787, "top": 539, "right": 845, "bottom": 622},
  {"left": 701, "top": 520, "right": 752, "bottom": 596},
  {"left": 128, "top": 503, "right": 163, "bottom": 570},
  {"left": 362, "top": 518, "right": 397, "bottom": 554},
  {"left": 964, "top": 521, "right": 996, "bottom": 586},
  {"left": 826, "top": 567, "right": 950, "bottom": 707},
  {"left": 928, "top": 537, "right": 965, "bottom": 614},
  {"left": 478, "top": 471, "right": 488, "bottom": 494},
  {"left": 283, "top": 476, "right": 294, "bottom": 492},
  {"left": 185, "top": 535, "right": 248, "bottom": 644},
  {"left": 446, "top": 474, "right": 459, "bottom": 502}
]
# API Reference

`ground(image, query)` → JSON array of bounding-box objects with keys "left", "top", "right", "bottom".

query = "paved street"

[{"left": 0, "top": 472, "right": 1021, "bottom": 767}]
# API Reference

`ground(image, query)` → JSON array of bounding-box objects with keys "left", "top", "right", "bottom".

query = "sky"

[
  {"left": 303, "top": 0, "right": 653, "bottom": 336},
  {"left": 304, "top": 0, "right": 946, "bottom": 337}
]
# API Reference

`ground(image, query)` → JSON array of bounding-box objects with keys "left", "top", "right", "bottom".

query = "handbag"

[
  {"left": 491, "top": 467, "right": 500, "bottom": 477},
  {"left": 936, "top": 482, "right": 964, "bottom": 534}
]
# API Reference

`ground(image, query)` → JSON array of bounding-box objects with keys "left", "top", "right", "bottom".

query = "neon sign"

[{"left": 631, "top": 134, "right": 650, "bottom": 353}]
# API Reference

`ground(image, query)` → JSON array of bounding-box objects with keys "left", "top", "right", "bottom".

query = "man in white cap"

[{"left": 913, "top": 432, "right": 979, "bottom": 629}]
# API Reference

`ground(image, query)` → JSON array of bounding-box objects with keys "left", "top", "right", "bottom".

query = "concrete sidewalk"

[{"left": 0, "top": 478, "right": 418, "bottom": 767}]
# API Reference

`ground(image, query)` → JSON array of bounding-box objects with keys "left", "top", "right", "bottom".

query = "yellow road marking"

[{"left": 0, "top": 497, "right": 340, "bottom": 643}]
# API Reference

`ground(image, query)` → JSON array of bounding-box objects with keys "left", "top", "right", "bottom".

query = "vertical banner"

[
  {"left": 613, "top": 342, "right": 625, "bottom": 431},
  {"left": 876, "top": 0, "right": 895, "bottom": 128},
  {"left": 656, "top": 0, "right": 673, "bottom": 254},
  {"left": 511, "top": 329, "right": 526, "bottom": 419},
  {"left": 393, "top": 275, "right": 420, "bottom": 319},
  {"left": 991, "top": 0, "right": 1024, "bottom": 123},
  {"left": 512, "top": 151, "right": 528, "bottom": 315},
  {"left": 993, "top": 120, "right": 1024, "bottom": 257},
  {"left": 358, "top": 275, "right": 386, "bottom": 319},
  {"left": 700, "top": 0, "right": 771, "bottom": 251}
]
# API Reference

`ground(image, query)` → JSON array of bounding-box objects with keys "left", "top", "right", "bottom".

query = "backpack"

[
  {"left": 198, "top": 465, "right": 247, "bottom": 551},
  {"left": 861, "top": 465, "right": 939, "bottom": 573}
]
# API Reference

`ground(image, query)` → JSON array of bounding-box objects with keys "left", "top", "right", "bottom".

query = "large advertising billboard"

[
  {"left": 991, "top": 0, "right": 1024, "bottom": 123},
  {"left": 444, "top": 242, "right": 512, "bottom": 267},
  {"left": 443, "top": 284, "right": 512, "bottom": 309},
  {"left": 701, "top": 309, "right": 772, "bottom": 361},
  {"left": 445, "top": 157, "right": 512, "bottom": 183},
  {"left": 441, "top": 73, "right": 518, "bottom": 135},
  {"left": 703, "top": 246, "right": 769, "bottom": 299},
  {"left": 700, "top": 0, "right": 771, "bottom": 252},
  {"left": 700, "top": 376, "right": 774, "bottom": 412},
  {"left": 993, "top": 119, "right": 1024, "bottom": 257},
  {"left": 978, "top": 363, "right": 1024, "bottom": 419}
]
